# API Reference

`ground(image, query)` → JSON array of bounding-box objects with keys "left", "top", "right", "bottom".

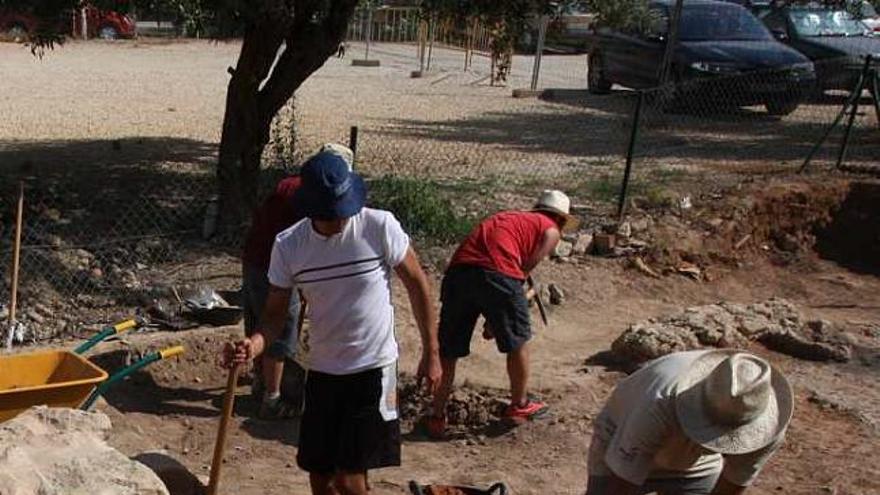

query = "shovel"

[
  {"left": 206, "top": 362, "right": 241, "bottom": 495},
  {"left": 526, "top": 276, "right": 549, "bottom": 328}
]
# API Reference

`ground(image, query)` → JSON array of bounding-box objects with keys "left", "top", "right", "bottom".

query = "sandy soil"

[{"left": 84, "top": 251, "right": 880, "bottom": 495}]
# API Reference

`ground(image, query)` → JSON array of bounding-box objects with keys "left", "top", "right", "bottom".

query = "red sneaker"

[
  {"left": 503, "top": 400, "right": 548, "bottom": 422},
  {"left": 423, "top": 415, "right": 447, "bottom": 440}
]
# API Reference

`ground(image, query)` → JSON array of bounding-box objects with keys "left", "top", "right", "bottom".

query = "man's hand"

[
  {"left": 220, "top": 334, "right": 265, "bottom": 369},
  {"left": 417, "top": 349, "right": 442, "bottom": 394}
]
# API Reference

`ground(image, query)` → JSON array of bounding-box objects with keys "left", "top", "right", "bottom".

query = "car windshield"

[
  {"left": 789, "top": 10, "right": 867, "bottom": 36},
  {"left": 853, "top": 1, "right": 878, "bottom": 18},
  {"left": 678, "top": 4, "right": 773, "bottom": 41}
]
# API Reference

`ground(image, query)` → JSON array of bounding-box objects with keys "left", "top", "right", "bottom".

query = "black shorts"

[
  {"left": 438, "top": 264, "right": 531, "bottom": 358},
  {"left": 296, "top": 364, "right": 401, "bottom": 474}
]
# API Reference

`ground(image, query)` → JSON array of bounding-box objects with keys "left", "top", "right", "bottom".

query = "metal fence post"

[
  {"left": 618, "top": 91, "right": 646, "bottom": 221},
  {"left": 530, "top": 15, "right": 548, "bottom": 91},
  {"left": 349, "top": 126, "right": 359, "bottom": 168},
  {"left": 837, "top": 55, "right": 872, "bottom": 170},
  {"left": 365, "top": 6, "right": 373, "bottom": 61},
  {"left": 799, "top": 57, "right": 871, "bottom": 173}
]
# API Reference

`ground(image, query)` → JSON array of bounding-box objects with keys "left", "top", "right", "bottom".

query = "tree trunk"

[{"left": 216, "top": 0, "right": 360, "bottom": 229}]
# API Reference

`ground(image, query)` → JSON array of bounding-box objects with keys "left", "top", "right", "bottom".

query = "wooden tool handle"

[
  {"left": 9, "top": 181, "right": 24, "bottom": 326},
  {"left": 207, "top": 363, "right": 241, "bottom": 495}
]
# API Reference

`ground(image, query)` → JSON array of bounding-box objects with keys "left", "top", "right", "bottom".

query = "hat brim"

[
  {"left": 674, "top": 349, "right": 793, "bottom": 455},
  {"left": 533, "top": 206, "right": 580, "bottom": 233},
  {"left": 293, "top": 173, "right": 367, "bottom": 220}
]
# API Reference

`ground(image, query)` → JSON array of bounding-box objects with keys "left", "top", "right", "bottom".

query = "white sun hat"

[
  {"left": 674, "top": 350, "right": 794, "bottom": 455},
  {"left": 319, "top": 143, "right": 354, "bottom": 169},
  {"left": 533, "top": 189, "right": 580, "bottom": 232}
]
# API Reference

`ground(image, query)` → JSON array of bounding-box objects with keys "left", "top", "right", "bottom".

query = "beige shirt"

[{"left": 588, "top": 351, "right": 785, "bottom": 487}]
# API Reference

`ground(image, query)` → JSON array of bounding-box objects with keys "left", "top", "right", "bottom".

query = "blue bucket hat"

[{"left": 293, "top": 151, "right": 367, "bottom": 220}]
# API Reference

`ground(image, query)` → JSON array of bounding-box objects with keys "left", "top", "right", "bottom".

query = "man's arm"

[
  {"left": 222, "top": 285, "right": 292, "bottom": 367},
  {"left": 394, "top": 247, "right": 442, "bottom": 393},
  {"left": 522, "top": 227, "right": 561, "bottom": 275}
]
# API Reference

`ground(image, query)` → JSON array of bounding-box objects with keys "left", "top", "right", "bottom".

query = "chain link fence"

[{"left": 3, "top": 33, "right": 879, "bottom": 346}]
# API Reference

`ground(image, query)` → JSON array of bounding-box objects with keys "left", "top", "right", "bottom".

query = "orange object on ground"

[{"left": 0, "top": 350, "right": 108, "bottom": 423}]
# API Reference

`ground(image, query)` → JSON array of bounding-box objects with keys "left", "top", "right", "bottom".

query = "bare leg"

[
  {"left": 431, "top": 357, "right": 458, "bottom": 416},
  {"left": 310, "top": 473, "right": 340, "bottom": 495},
  {"left": 334, "top": 471, "right": 369, "bottom": 495},
  {"left": 262, "top": 354, "right": 284, "bottom": 398},
  {"left": 507, "top": 343, "right": 530, "bottom": 406}
]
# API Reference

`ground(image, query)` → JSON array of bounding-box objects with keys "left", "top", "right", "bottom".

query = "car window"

[
  {"left": 789, "top": 9, "right": 867, "bottom": 36},
  {"left": 678, "top": 4, "right": 773, "bottom": 41},
  {"left": 763, "top": 11, "right": 789, "bottom": 35}
]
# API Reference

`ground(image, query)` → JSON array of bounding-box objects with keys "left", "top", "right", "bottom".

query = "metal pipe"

[
  {"left": 837, "top": 55, "right": 872, "bottom": 170},
  {"left": 530, "top": 15, "right": 548, "bottom": 91},
  {"left": 800, "top": 60, "right": 870, "bottom": 173},
  {"left": 618, "top": 91, "right": 646, "bottom": 221},
  {"left": 349, "top": 126, "right": 359, "bottom": 167}
]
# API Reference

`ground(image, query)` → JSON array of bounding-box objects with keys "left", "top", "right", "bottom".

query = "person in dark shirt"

[{"left": 241, "top": 143, "right": 353, "bottom": 418}]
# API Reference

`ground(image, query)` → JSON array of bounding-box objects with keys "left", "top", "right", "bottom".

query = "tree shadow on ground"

[
  {"left": 371, "top": 87, "right": 879, "bottom": 172},
  {"left": 0, "top": 137, "right": 255, "bottom": 304}
]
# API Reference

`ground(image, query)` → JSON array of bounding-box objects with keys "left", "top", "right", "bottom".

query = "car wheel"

[
  {"left": 6, "top": 23, "right": 28, "bottom": 43},
  {"left": 588, "top": 52, "right": 612, "bottom": 94},
  {"left": 98, "top": 25, "right": 119, "bottom": 40},
  {"left": 765, "top": 99, "right": 799, "bottom": 116}
]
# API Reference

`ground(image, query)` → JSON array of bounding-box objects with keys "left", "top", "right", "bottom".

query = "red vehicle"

[{"left": 0, "top": 5, "right": 136, "bottom": 41}]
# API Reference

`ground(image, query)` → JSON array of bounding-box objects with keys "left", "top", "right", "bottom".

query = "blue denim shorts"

[
  {"left": 242, "top": 263, "right": 300, "bottom": 360},
  {"left": 586, "top": 472, "right": 721, "bottom": 495}
]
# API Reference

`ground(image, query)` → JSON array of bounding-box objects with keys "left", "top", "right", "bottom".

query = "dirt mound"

[
  {"left": 611, "top": 298, "right": 853, "bottom": 366},
  {"left": 398, "top": 375, "right": 508, "bottom": 439},
  {"left": 641, "top": 179, "right": 879, "bottom": 276},
  {"left": 0, "top": 406, "right": 169, "bottom": 495}
]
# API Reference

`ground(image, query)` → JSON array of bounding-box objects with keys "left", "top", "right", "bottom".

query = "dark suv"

[
  {"left": 588, "top": 0, "right": 816, "bottom": 115},
  {"left": 758, "top": 6, "right": 880, "bottom": 91}
]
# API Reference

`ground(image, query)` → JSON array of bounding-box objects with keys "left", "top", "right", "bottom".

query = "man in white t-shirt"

[
  {"left": 222, "top": 151, "right": 442, "bottom": 495},
  {"left": 586, "top": 350, "right": 793, "bottom": 495}
]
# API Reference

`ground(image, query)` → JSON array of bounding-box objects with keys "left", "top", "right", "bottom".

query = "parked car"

[
  {"left": 848, "top": 0, "right": 880, "bottom": 33},
  {"left": 0, "top": 5, "right": 135, "bottom": 42},
  {"left": 587, "top": 0, "right": 816, "bottom": 115},
  {"left": 519, "top": 4, "right": 594, "bottom": 53},
  {"left": 758, "top": 5, "right": 880, "bottom": 91}
]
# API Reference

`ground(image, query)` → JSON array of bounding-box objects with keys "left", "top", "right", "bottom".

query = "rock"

[
  {"left": 630, "top": 217, "right": 651, "bottom": 233},
  {"left": 548, "top": 284, "right": 565, "bottom": 305},
  {"left": 571, "top": 233, "right": 594, "bottom": 255},
  {"left": 25, "top": 309, "right": 45, "bottom": 324},
  {"left": 774, "top": 232, "right": 801, "bottom": 253},
  {"left": 610, "top": 298, "right": 851, "bottom": 365},
  {"left": 47, "top": 234, "right": 63, "bottom": 248},
  {"left": 553, "top": 240, "right": 573, "bottom": 258},
  {"left": 593, "top": 233, "right": 616, "bottom": 255},
  {"left": 617, "top": 221, "right": 632, "bottom": 238},
  {"left": 0, "top": 407, "right": 169, "bottom": 495}
]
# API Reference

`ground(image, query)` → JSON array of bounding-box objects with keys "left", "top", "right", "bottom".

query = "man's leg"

[
  {"left": 259, "top": 291, "right": 302, "bottom": 419},
  {"left": 431, "top": 357, "right": 458, "bottom": 418},
  {"left": 309, "top": 472, "right": 339, "bottom": 495},
  {"left": 507, "top": 342, "right": 530, "bottom": 406},
  {"left": 429, "top": 267, "right": 480, "bottom": 437},
  {"left": 333, "top": 471, "right": 369, "bottom": 495}
]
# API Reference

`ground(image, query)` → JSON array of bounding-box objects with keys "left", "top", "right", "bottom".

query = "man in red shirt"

[
  {"left": 241, "top": 143, "right": 353, "bottom": 419},
  {"left": 427, "top": 190, "right": 578, "bottom": 438}
]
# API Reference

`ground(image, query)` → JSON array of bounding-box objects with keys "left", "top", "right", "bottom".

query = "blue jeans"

[{"left": 242, "top": 263, "right": 300, "bottom": 360}]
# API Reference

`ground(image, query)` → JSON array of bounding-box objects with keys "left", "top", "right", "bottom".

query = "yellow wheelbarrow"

[{"left": 0, "top": 318, "right": 184, "bottom": 423}]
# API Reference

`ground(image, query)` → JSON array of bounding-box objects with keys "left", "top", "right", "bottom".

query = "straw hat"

[
  {"left": 675, "top": 350, "right": 793, "bottom": 455},
  {"left": 533, "top": 190, "right": 580, "bottom": 232}
]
